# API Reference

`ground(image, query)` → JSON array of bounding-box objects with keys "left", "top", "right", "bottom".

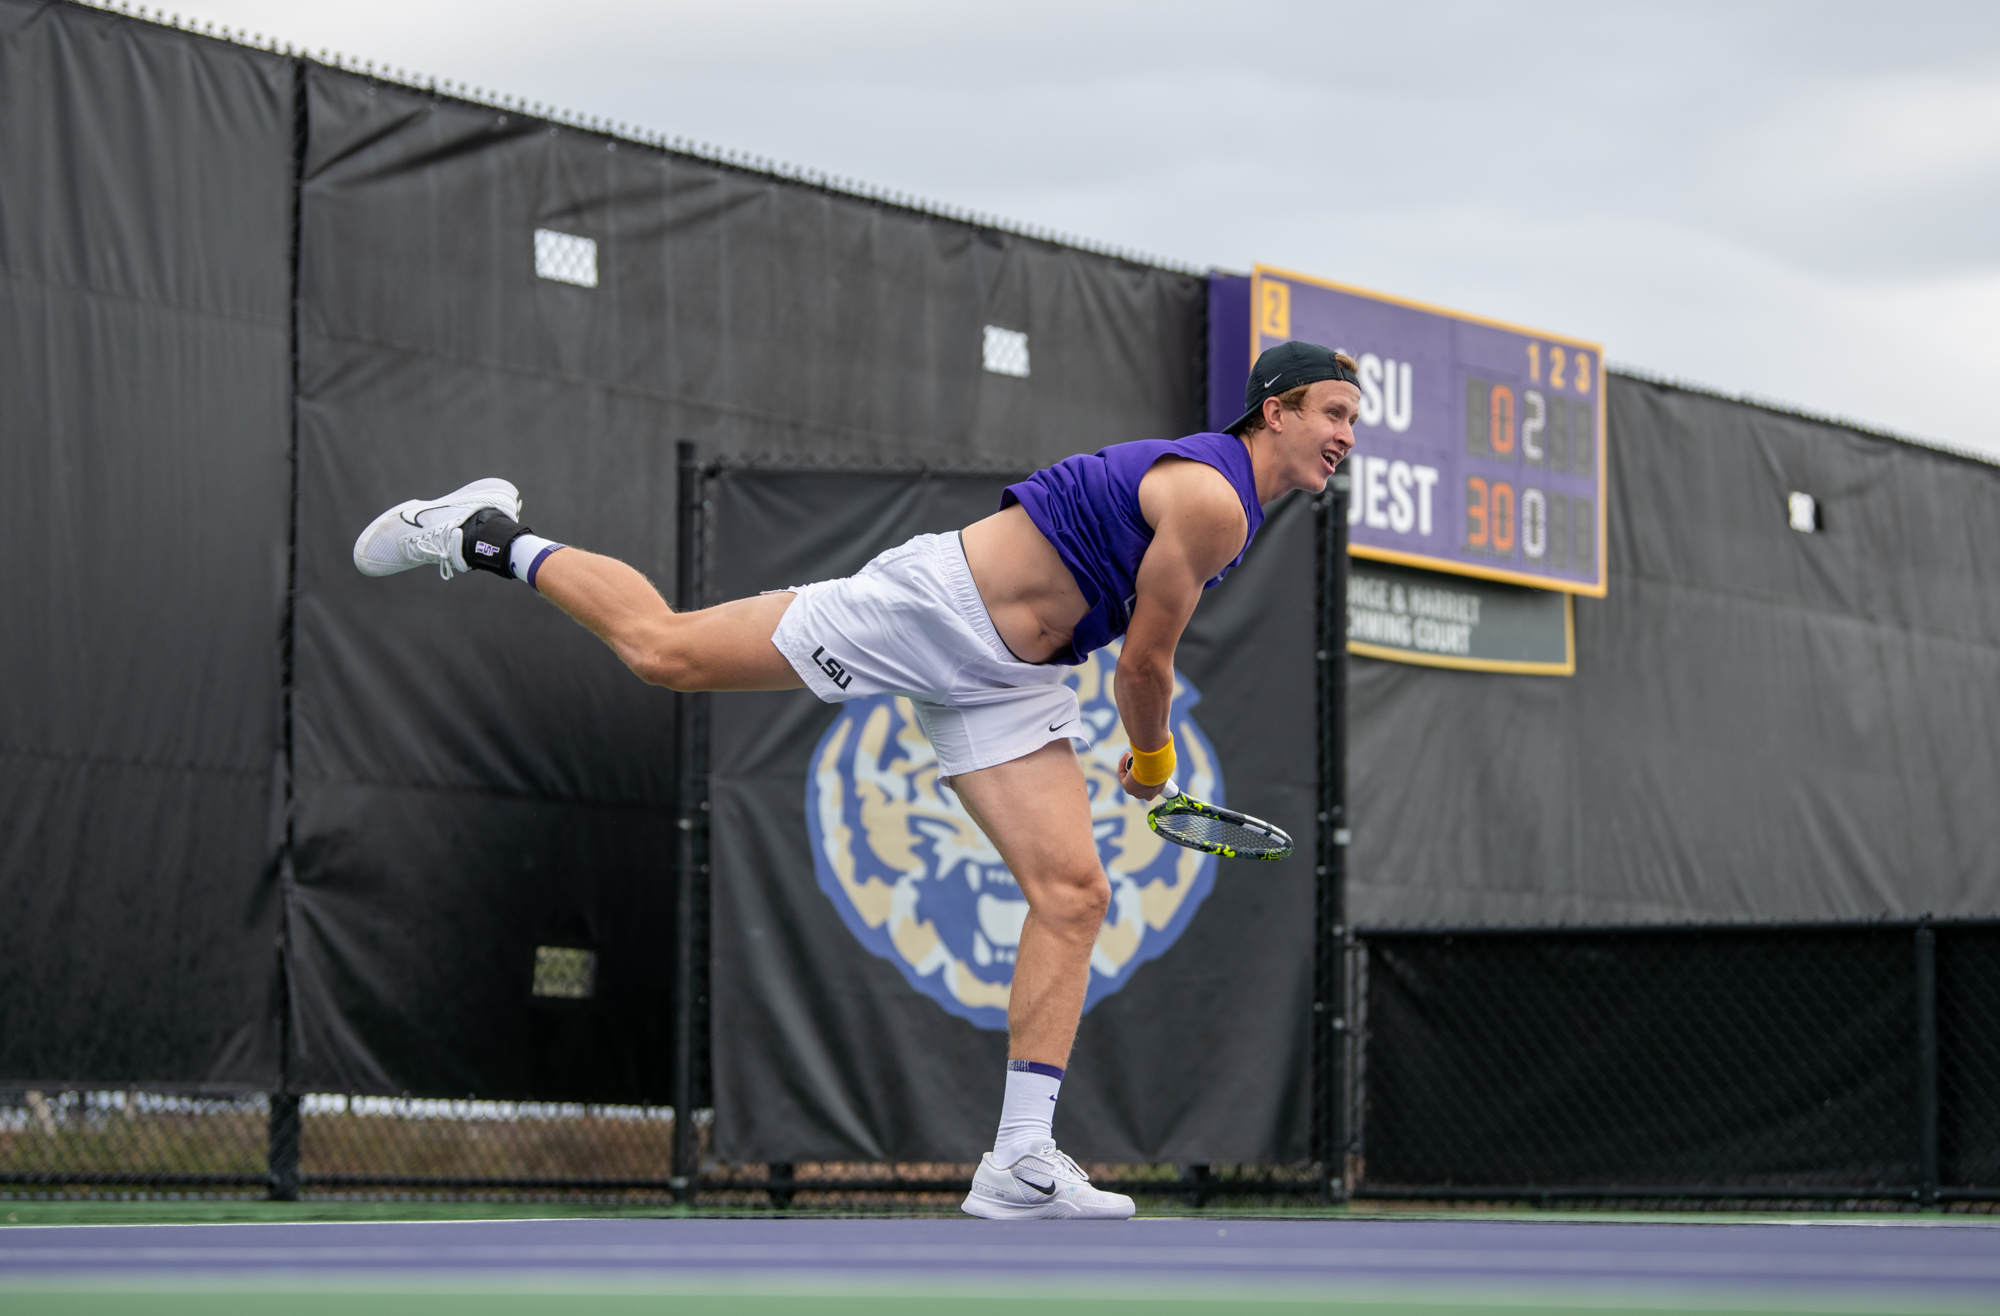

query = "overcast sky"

[{"left": 191, "top": 0, "right": 2000, "bottom": 458}]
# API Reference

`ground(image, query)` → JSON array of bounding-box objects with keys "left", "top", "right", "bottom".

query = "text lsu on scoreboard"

[{"left": 1237, "top": 265, "right": 1608, "bottom": 596}]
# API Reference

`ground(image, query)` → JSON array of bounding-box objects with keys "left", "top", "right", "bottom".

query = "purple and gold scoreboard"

[{"left": 1210, "top": 266, "right": 1608, "bottom": 598}]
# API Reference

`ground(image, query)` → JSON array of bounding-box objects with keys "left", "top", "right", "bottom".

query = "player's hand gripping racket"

[{"left": 1144, "top": 779, "right": 1294, "bottom": 861}]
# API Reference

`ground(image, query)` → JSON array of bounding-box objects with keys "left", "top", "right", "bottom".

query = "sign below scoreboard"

[
  {"left": 1348, "top": 560, "right": 1573, "bottom": 676},
  {"left": 1209, "top": 267, "right": 1608, "bottom": 597}
]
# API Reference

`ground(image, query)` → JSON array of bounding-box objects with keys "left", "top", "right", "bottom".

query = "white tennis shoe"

[
  {"left": 352, "top": 478, "right": 521, "bottom": 579},
  {"left": 960, "top": 1143, "right": 1135, "bottom": 1220}
]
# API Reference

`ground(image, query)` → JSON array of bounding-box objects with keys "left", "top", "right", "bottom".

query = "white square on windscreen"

[
  {"left": 534, "top": 229, "right": 598, "bottom": 288},
  {"left": 1788, "top": 491, "right": 1817, "bottom": 533},
  {"left": 982, "top": 325, "right": 1030, "bottom": 378}
]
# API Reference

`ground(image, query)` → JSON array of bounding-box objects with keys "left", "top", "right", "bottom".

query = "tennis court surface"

[{"left": 5, "top": 1214, "right": 2000, "bottom": 1315}]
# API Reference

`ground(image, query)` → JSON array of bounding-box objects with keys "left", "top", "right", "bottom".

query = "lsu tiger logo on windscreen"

[{"left": 803, "top": 642, "right": 1222, "bottom": 1031}]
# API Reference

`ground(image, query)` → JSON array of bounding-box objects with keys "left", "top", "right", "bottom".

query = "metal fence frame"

[{"left": 1344, "top": 919, "right": 2000, "bottom": 1209}]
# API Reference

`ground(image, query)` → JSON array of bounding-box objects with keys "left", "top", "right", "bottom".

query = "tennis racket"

[{"left": 1145, "top": 779, "right": 1294, "bottom": 861}]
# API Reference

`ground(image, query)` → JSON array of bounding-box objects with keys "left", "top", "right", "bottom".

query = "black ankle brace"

[{"left": 461, "top": 507, "right": 532, "bottom": 577}]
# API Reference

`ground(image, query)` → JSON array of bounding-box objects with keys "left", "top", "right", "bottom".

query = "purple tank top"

[{"left": 1000, "top": 432, "right": 1266, "bottom": 665}]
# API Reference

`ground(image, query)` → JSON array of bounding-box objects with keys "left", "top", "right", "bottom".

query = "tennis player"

[{"left": 353, "top": 341, "right": 1361, "bottom": 1219}]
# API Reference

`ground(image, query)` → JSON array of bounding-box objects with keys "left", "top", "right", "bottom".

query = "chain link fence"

[
  {"left": 1938, "top": 926, "right": 2000, "bottom": 1193},
  {"left": 0, "top": 1091, "right": 268, "bottom": 1194},
  {"left": 15, "top": 920, "right": 1998, "bottom": 1209},
  {"left": 0, "top": 1091, "right": 1318, "bottom": 1207},
  {"left": 1348, "top": 920, "right": 2000, "bottom": 1210},
  {"left": 0, "top": 1093, "right": 695, "bottom": 1202}
]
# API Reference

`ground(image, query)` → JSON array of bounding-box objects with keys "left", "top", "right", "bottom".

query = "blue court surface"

[{"left": 4, "top": 1214, "right": 2000, "bottom": 1315}]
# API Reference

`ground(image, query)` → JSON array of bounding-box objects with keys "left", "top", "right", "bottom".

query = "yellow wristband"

[{"left": 1128, "top": 737, "right": 1176, "bottom": 787}]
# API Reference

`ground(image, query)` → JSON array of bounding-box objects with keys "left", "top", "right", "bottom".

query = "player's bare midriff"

[
  {"left": 961, "top": 456, "right": 1246, "bottom": 666},
  {"left": 959, "top": 504, "right": 1087, "bottom": 665}
]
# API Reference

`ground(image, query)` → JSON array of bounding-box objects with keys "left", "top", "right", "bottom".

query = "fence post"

[
  {"left": 1916, "top": 922, "right": 1939, "bottom": 1209},
  {"left": 671, "top": 441, "right": 703, "bottom": 1205},
  {"left": 266, "top": 55, "right": 310, "bottom": 1207},
  {"left": 1180, "top": 1162, "right": 1212, "bottom": 1210},
  {"left": 266, "top": 1093, "right": 301, "bottom": 1201},
  {"left": 1313, "top": 473, "right": 1352, "bottom": 1202}
]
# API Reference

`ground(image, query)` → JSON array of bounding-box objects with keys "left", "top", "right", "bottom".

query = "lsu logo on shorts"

[{"left": 803, "top": 642, "right": 1221, "bottom": 1031}]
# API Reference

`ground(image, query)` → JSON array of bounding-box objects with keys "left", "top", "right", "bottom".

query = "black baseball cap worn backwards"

[{"left": 1226, "top": 340, "right": 1362, "bottom": 434}]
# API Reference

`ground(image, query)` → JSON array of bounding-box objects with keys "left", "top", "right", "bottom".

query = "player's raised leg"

[
  {"left": 351, "top": 480, "right": 804, "bottom": 694},
  {"left": 948, "top": 739, "right": 1136, "bottom": 1220},
  {"left": 532, "top": 548, "right": 801, "bottom": 692}
]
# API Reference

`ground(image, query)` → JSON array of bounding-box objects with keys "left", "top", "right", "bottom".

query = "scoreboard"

[{"left": 1212, "top": 266, "right": 1608, "bottom": 597}]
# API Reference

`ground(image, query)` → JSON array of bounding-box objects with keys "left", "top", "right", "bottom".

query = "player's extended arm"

[{"left": 1114, "top": 460, "right": 1249, "bottom": 800}]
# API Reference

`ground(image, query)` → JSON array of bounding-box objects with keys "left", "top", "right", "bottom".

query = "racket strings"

[{"left": 1155, "top": 810, "right": 1288, "bottom": 858}]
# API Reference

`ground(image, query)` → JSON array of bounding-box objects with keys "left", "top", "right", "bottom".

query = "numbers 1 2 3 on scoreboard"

[{"left": 1239, "top": 265, "right": 1608, "bottom": 596}]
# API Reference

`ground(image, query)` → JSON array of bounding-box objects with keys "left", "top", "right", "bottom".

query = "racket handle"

[{"left": 1149, "top": 778, "right": 1182, "bottom": 810}]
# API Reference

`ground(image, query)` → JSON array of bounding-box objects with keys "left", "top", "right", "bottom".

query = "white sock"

[
  {"left": 992, "top": 1060, "right": 1063, "bottom": 1164},
  {"left": 507, "top": 534, "right": 565, "bottom": 590}
]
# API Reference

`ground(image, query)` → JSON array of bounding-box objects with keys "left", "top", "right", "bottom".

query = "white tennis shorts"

[{"left": 770, "top": 532, "right": 1089, "bottom": 780}]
